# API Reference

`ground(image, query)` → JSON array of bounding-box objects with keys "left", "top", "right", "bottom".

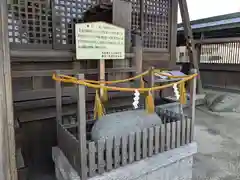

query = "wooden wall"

[
  {"left": 11, "top": 50, "right": 136, "bottom": 122},
  {"left": 12, "top": 49, "right": 136, "bottom": 172},
  {"left": 9, "top": 0, "right": 179, "bottom": 172},
  {"left": 200, "top": 64, "right": 240, "bottom": 90}
]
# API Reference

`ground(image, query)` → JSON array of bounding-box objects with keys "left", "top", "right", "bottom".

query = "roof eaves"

[
  {"left": 177, "top": 12, "right": 240, "bottom": 27},
  {"left": 177, "top": 17, "right": 240, "bottom": 31}
]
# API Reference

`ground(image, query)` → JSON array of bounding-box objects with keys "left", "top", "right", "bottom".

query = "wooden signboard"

[{"left": 75, "top": 22, "right": 125, "bottom": 98}]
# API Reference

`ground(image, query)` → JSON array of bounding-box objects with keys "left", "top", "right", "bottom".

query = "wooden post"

[
  {"left": 55, "top": 71, "right": 62, "bottom": 125},
  {"left": 134, "top": 35, "right": 143, "bottom": 75},
  {"left": 178, "top": 0, "right": 203, "bottom": 93},
  {"left": 169, "top": 0, "right": 178, "bottom": 69},
  {"left": 190, "top": 69, "right": 197, "bottom": 141},
  {"left": 149, "top": 67, "right": 155, "bottom": 98},
  {"left": 99, "top": 59, "right": 105, "bottom": 100},
  {"left": 76, "top": 74, "right": 87, "bottom": 180},
  {"left": 196, "top": 44, "right": 202, "bottom": 64},
  {"left": 133, "top": 35, "right": 144, "bottom": 107},
  {"left": 140, "top": 0, "right": 144, "bottom": 38},
  {"left": 0, "top": 0, "right": 17, "bottom": 179}
]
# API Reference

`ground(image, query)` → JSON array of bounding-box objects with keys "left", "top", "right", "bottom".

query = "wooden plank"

[
  {"left": 57, "top": 123, "right": 80, "bottom": 175},
  {"left": 169, "top": 0, "right": 178, "bottom": 68},
  {"left": 186, "top": 118, "right": 191, "bottom": 144},
  {"left": 190, "top": 69, "right": 197, "bottom": 141},
  {"left": 0, "top": 0, "right": 17, "bottom": 179},
  {"left": 14, "top": 90, "right": 132, "bottom": 111},
  {"left": 12, "top": 67, "right": 136, "bottom": 78},
  {"left": 16, "top": 102, "right": 77, "bottom": 123},
  {"left": 113, "top": 136, "right": 120, "bottom": 169},
  {"left": 10, "top": 50, "right": 134, "bottom": 60},
  {"left": 171, "top": 122, "right": 176, "bottom": 149},
  {"left": 143, "top": 48, "right": 169, "bottom": 53},
  {"left": 99, "top": 59, "right": 105, "bottom": 100},
  {"left": 181, "top": 118, "right": 186, "bottom": 146},
  {"left": 32, "top": 76, "right": 43, "bottom": 89},
  {"left": 13, "top": 88, "right": 130, "bottom": 105},
  {"left": 106, "top": 138, "right": 113, "bottom": 171},
  {"left": 97, "top": 140, "right": 105, "bottom": 174},
  {"left": 121, "top": 135, "right": 127, "bottom": 166},
  {"left": 142, "top": 128, "right": 147, "bottom": 158},
  {"left": 140, "top": 0, "right": 144, "bottom": 38},
  {"left": 195, "top": 37, "right": 240, "bottom": 44},
  {"left": 88, "top": 142, "right": 97, "bottom": 177},
  {"left": 16, "top": 95, "right": 134, "bottom": 123},
  {"left": 142, "top": 52, "right": 170, "bottom": 61},
  {"left": 10, "top": 50, "right": 74, "bottom": 58},
  {"left": 165, "top": 123, "right": 171, "bottom": 151},
  {"left": 176, "top": 120, "right": 181, "bottom": 148},
  {"left": 237, "top": 43, "right": 240, "bottom": 64},
  {"left": 13, "top": 87, "right": 75, "bottom": 102},
  {"left": 112, "top": 0, "right": 132, "bottom": 52},
  {"left": 12, "top": 70, "right": 76, "bottom": 78},
  {"left": 14, "top": 96, "right": 76, "bottom": 111},
  {"left": 55, "top": 71, "right": 62, "bottom": 125},
  {"left": 148, "top": 127, "right": 154, "bottom": 157},
  {"left": 12, "top": 62, "right": 73, "bottom": 71},
  {"left": 199, "top": 64, "right": 240, "bottom": 72},
  {"left": 160, "top": 124, "right": 165, "bottom": 152},
  {"left": 135, "top": 131, "right": 141, "bottom": 161},
  {"left": 128, "top": 133, "right": 135, "bottom": 163},
  {"left": 76, "top": 74, "right": 87, "bottom": 180},
  {"left": 162, "top": 110, "right": 167, "bottom": 124},
  {"left": 154, "top": 126, "right": 160, "bottom": 154}
]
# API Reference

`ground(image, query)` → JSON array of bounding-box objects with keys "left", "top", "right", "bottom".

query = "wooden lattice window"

[{"left": 8, "top": 0, "right": 52, "bottom": 47}]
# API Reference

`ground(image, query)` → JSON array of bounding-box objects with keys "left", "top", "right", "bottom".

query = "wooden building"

[
  {"left": 4, "top": 0, "right": 179, "bottom": 179},
  {"left": 177, "top": 12, "right": 240, "bottom": 91}
]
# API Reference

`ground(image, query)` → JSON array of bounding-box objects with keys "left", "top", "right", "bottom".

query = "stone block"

[
  {"left": 53, "top": 142, "right": 197, "bottom": 180},
  {"left": 91, "top": 110, "right": 162, "bottom": 141}
]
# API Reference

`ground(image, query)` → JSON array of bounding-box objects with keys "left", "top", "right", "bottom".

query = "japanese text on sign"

[{"left": 75, "top": 22, "right": 125, "bottom": 60}]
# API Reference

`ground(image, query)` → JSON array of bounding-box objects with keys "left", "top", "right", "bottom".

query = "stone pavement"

[{"left": 192, "top": 108, "right": 240, "bottom": 180}]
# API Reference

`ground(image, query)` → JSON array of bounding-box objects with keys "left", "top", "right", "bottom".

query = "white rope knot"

[
  {"left": 173, "top": 84, "right": 180, "bottom": 100},
  {"left": 133, "top": 89, "right": 140, "bottom": 109}
]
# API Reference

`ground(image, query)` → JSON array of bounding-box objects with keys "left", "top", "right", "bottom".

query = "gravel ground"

[{"left": 192, "top": 108, "right": 240, "bottom": 180}]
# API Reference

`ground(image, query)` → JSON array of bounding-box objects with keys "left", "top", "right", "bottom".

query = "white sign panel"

[{"left": 75, "top": 22, "right": 125, "bottom": 60}]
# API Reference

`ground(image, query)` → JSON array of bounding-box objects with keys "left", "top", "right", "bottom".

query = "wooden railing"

[{"left": 57, "top": 109, "right": 193, "bottom": 178}]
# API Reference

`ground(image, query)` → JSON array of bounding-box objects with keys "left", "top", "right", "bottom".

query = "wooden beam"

[
  {"left": 0, "top": 0, "right": 17, "bottom": 179},
  {"left": 199, "top": 64, "right": 240, "bottom": 72},
  {"left": 140, "top": 0, "right": 144, "bottom": 38},
  {"left": 11, "top": 67, "right": 136, "bottom": 77},
  {"left": 10, "top": 49, "right": 134, "bottom": 60},
  {"left": 178, "top": 0, "right": 203, "bottom": 93},
  {"left": 169, "top": 0, "right": 178, "bottom": 68},
  {"left": 112, "top": 0, "right": 132, "bottom": 52},
  {"left": 195, "top": 37, "right": 240, "bottom": 44},
  {"left": 142, "top": 48, "right": 169, "bottom": 53},
  {"left": 10, "top": 50, "right": 73, "bottom": 58},
  {"left": 142, "top": 52, "right": 170, "bottom": 61}
]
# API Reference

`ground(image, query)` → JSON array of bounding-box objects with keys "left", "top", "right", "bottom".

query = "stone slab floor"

[{"left": 192, "top": 108, "right": 240, "bottom": 180}]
